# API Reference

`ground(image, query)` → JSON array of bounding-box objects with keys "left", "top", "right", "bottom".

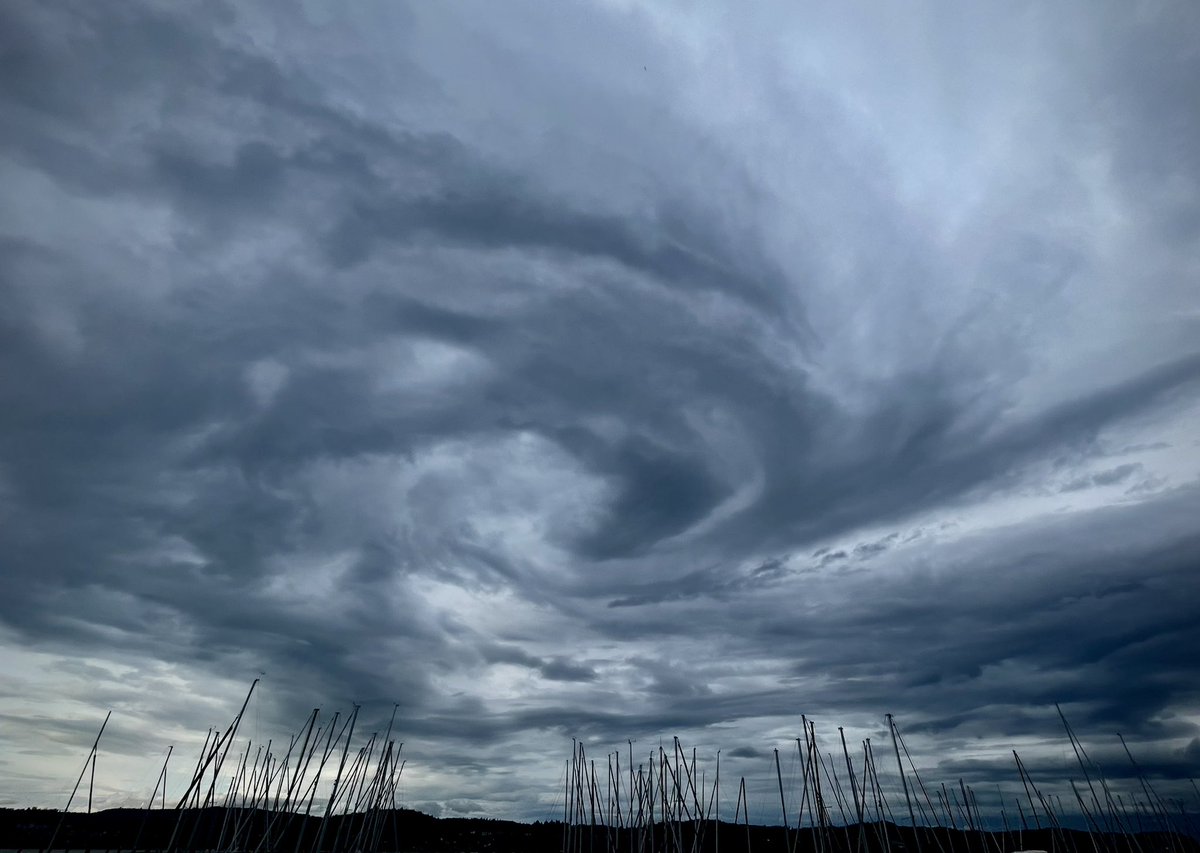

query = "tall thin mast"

[{"left": 46, "top": 710, "right": 111, "bottom": 853}]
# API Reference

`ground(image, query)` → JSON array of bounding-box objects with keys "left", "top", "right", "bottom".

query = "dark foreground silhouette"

[{"left": 2, "top": 807, "right": 1196, "bottom": 853}]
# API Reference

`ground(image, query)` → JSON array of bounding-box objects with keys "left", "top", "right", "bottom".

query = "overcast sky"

[{"left": 2, "top": 0, "right": 1199, "bottom": 823}]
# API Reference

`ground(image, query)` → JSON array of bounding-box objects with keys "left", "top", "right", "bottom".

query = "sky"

[{"left": 1, "top": 0, "right": 1199, "bottom": 824}]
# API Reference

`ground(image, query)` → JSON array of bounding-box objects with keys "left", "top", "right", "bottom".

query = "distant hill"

[{"left": 2, "top": 806, "right": 1196, "bottom": 853}]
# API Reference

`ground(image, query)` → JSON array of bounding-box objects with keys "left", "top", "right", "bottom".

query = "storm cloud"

[{"left": 1, "top": 0, "right": 1198, "bottom": 821}]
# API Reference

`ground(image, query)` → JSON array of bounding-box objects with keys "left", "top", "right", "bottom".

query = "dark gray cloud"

[{"left": 1, "top": 0, "right": 1199, "bottom": 822}]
